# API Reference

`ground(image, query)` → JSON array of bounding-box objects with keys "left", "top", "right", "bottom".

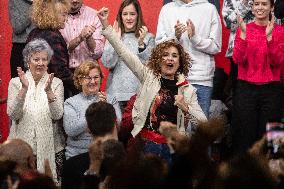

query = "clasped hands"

[{"left": 174, "top": 19, "right": 195, "bottom": 40}]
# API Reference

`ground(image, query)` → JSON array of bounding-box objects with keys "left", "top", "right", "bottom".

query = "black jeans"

[{"left": 231, "top": 80, "right": 283, "bottom": 155}]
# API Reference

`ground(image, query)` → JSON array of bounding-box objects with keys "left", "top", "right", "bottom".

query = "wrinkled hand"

[
  {"left": 80, "top": 25, "right": 96, "bottom": 40},
  {"left": 237, "top": 15, "right": 246, "bottom": 39},
  {"left": 98, "top": 91, "right": 107, "bottom": 102},
  {"left": 113, "top": 20, "right": 122, "bottom": 39},
  {"left": 174, "top": 20, "right": 186, "bottom": 40},
  {"left": 266, "top": 16, "right": 275, "bottom": 41},
  {"left": 186, "top": 19, "right": 195, "bottom": 38},
  {"left": 44, "top": 73, "right": 54, "bottom": 92},
  {"left": 17, "top": 67, "right": 29, "bottom": 89},
  {"left": 97, "top": 7, "right": 110, "bottom": 29},
  {"left": 138, "top": 26, "right": 148, "bottom": 45},
  {"left": 174, "top": 95, "right": 189, "bottom": 113}
]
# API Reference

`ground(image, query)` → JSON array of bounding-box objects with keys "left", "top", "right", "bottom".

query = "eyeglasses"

[{"left": 82, "top": 75, "right": 100, "bottom": 82}]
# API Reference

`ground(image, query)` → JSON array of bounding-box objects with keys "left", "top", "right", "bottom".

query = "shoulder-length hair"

[
  {"left": 31, "top": 0, "right": 69, "bottom": 30},
  {"left": 116, "top": 0, "right": 146, "bottom": 38},
  {"left": 147, "top": 40, "right": 191, "bottom": 77}
]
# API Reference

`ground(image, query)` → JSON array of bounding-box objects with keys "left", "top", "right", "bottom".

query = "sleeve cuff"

[{"left": 190, "top": 34, "right": 202, "bottom": 45}]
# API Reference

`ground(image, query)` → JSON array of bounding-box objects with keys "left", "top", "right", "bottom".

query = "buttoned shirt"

[{"left": 60, "top": 5, "right": 105, "bottom": 68}]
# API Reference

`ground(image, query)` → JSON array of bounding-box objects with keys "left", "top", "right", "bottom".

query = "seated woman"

[
  {"left": 97, "top": 8, "right": 207, "bottom": 163},
  {"left": 63, "top": 61, "right": 121, "bottom": 160},
  {"left": 101, "top": 0, "right": 155, "bottom": 112},
  {"left": 7, "top": 39, "right": 65, "bottom": 183}
]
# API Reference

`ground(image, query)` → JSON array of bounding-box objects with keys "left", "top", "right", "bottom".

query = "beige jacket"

[{"left": 102, "top": 26, "right": 207, "bottom": 137}]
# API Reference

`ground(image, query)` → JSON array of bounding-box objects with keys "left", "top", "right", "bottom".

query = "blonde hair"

[
  {"left": 31, "top": 0, "right": 69, "bottom": 29},
  {"left": 73, "top": 61, "right": 104, "bottom": 90}
]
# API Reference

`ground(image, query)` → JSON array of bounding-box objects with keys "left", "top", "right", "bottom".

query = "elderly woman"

[
  {"left": 101, "top": 0, "right": 155, "bottom": 112},
  {"left": 7, "top": 39, "right": 65, "bottom": 183},
  {"left": 97, "top": 8, "right": 207, "bottom": 162},
  {"left": 27, "top": 0, "right": 76, "bottom": 99},
  {"left": 63, "top": 61, "right": 121, "bottom": 160}
]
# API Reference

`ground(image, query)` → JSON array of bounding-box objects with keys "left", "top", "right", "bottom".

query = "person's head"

[
  {"left": 116, "top": 0, "right": 145, "bottom": 37},
  {"left": 68, "top": 0, "right": 83, "bottom": 14},
  {"left": 31, "top": 0, "right": 69, "bottom": 30},
  {"left": 23, "top": 39, "right": 53, "bottom": 81},
  {"left": 147, "top": 40, "right": 191, "bottom": 80},
  {"left": 0, "top": 139, "right": 35, "bottom": 174},
  {"left": 86, "top": 101, "right": 117, "bottom": 137},
  {"left": 252, "top": 0, "right": 274, "bottom": 24},
  {"left": 73, "top": 61, "right": 104, "bottom": 96},
  {"left": 18, "top": 170, "right": 57, "bottom": 189}
]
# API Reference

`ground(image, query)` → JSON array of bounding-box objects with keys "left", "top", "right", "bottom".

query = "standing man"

[
  {"left": 9, "top": 0, "right": 34, "bottom": 78},
  {"left": 156, "top": 0, "right": 222, "bottom": 118},
  {"left": 60, "top": 0, "right": 105, "bottom": 70}
]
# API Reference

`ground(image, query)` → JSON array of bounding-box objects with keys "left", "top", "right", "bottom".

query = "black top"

[{"left": 144, "top": 77, "right": 178, "bottom": 132}]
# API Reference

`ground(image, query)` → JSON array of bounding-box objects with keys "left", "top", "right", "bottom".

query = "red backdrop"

[{"left": 0, "top": 0, "right": 229, "bottom": 142}]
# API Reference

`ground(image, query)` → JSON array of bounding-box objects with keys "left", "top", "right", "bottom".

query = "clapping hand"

[
  {"left": 113, "top": 20, "right": 122, "bottom": 39},
  {"left": 174, "top": 20, "right": 186, "bottom": 40},
  {"left": 80, "top": 25, "right": 96, "bottom": 40},
  {"left": 17, "top": 67, "right": 29, "bottom": 89},
  {"left": 44, "top": 73, "right": 54, "bottom": 92},
  {"left": 266, "top": 16, "right": 275, "bottom": 41},
  {"left": 97, "top": 7, "right": 110, "bottom": 29},
  {"left": 237, "top": 15, "right": 246, "bottom": 39},
  {"left": 186, "top": 19, "right": 195, "bottom": 39},
  {"left": 138, "top": 26, "right": 148, "bottom": 46},
  {"left": 98, "top": 91, "right": 107, "bottom": 102}
]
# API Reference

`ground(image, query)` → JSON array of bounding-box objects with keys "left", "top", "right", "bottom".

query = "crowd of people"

[{"left": 1, "top": 0, "right": 284, "bottom": 188}]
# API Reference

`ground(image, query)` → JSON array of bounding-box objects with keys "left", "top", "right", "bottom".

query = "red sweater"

[{"left": 233, "top": 22, "right": 284, "bottom": 84}]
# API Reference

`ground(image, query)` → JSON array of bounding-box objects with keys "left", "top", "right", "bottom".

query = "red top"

[{"left": 233, "top": 22, "right": 284, "bottom": 84}]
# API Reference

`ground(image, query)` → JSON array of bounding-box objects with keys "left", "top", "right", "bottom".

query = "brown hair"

[
  {"left": 116, "top": 0, "right": 146, "bottom": 38},
  {"left": 73, "top": 60, "right": 104, "bottom": 90},
  {"left": 147, "top": 40, "right": 191, "bottom": 77},
  {"left": 31, "top": 0, "right": 69, "bottom": 29}
]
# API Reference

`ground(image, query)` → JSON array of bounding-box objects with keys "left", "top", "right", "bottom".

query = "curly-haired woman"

[
  {"left": 97, "top": 8, "right": 207, "bottom": 163},
  {"left": 27, "top": 0, "right": 76, "bottom": 99}
]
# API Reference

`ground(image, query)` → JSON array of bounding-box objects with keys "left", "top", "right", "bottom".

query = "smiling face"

[
  {"left": 252, "top": 0, "right": 273, "bottom": 24},
  {"left": 160, "top": 46, "right": 180, "bottom": 80},
  {"left": 121, "top": 3, "right": 138, "bottom": 32},
  {"left": 80, "top": 68, "right": 102, "bottom": 96},
  {"left": 28, "top": 51, "right": 49, "bottom": 81}
]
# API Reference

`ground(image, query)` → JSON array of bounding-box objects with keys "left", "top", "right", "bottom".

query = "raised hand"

[
  {"left": 98, "top": 91, "right": 107, "bottom": 102},
  {"left": 138, "top": 26, "right": 148, "bottom": 46},
  {"left": 266, "top": 16, "right": 275, "bottom": 41},
  {"left": 186, "top": 19, "right": 195, "bottom": 39},
  {"left": 97, "top": 7, "right": 110, "bottom": 29},
  {"left": 237, "top": 15, "right": 246, "bottom": 39},
  {"left": 113, "top": 20, "right": 122, "bottom": 39},
  {"left": 174, "top": 20, "right": 186, "bottom": 40},
  {"left": 17, "top": 67, "right": 29, "bottom": 89},
  {"left": 174, "top": 94, "right": 189, "bottom": 113},
  {"left": 44, "top": 73, "right": 54, "bottom": 92}
]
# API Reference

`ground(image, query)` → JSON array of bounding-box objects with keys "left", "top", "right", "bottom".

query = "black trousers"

[
  {"left": 231, "top": 80, "right": 283, "bottom": 155},
  {"left": 10, "top": 43, "right": 27, "bottom": 78}
]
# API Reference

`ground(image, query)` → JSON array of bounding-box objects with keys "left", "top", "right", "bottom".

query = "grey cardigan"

[
  {"left": 9, "top": 0, "right": 34, "bottom": 43},
  {"left": 102, "top": 32, "right": 155, "bottom": 102},
  {"left": 63, "top": 93, "right": 121, "bottom": 159}
]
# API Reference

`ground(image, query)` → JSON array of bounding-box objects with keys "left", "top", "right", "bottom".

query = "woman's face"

[
  {"left": 121, "top": 3, "right": 138, "bottom": 32},
  {"left": 160, "top": 46, "right": 180, "bottom": 80},
  {"left": 80, "top": 68, "right": 102, "bottom": 96},
  {"left": 28, "top": 51, "right": 49, "bottom": 81},
  {"left": 252, "top": 0, "right": 273, "bottom": 22},
  {"left": 56, "top": 3, "right": 68, "bottom": 29}
]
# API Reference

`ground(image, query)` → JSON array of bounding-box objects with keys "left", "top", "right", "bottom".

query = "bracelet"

[
  {"left": 48, "top": 96, "right": 57, "bottom": 103},
  {"left": 84, "top": 169, "right": 98, "bottom": 176}
]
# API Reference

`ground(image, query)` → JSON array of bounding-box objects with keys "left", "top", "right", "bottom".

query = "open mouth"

[{"left": 166, "top": 63, "right": 174, "bottom": 68}]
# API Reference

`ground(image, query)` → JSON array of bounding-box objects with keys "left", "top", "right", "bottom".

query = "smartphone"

[{"left": 266, "top": 121, "right": 284, "bottom": 158}]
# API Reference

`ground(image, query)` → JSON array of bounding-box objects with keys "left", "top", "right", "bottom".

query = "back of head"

[
  {"left": 18, "top": 170, "right": 57, "bottom": 189},
  {"left": 0, "top": 139, "right": 35, "bottom": 172},
  {"left": 216, "top": 153, "right": 277, "bottom": 189},
  {"left": 86, "top": 101, "right": 117, "bottom": 137}
]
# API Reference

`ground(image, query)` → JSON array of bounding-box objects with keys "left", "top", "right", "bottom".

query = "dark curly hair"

[{"left": 147, "top": 40, "right": 191, "bottom": 77}]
